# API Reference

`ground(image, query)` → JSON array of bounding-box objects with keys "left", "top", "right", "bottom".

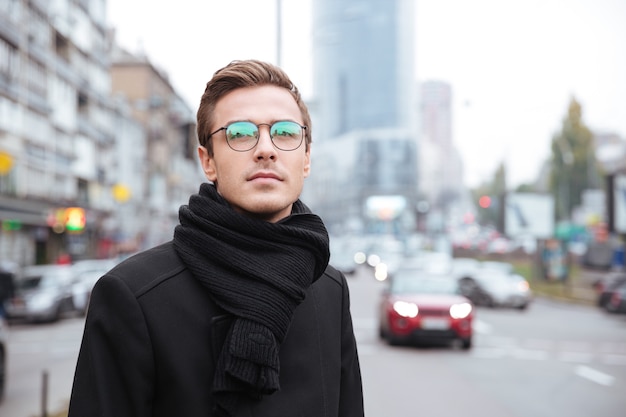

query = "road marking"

[{"left": 574, "top": 365, "right": 615, "bottom": 386}]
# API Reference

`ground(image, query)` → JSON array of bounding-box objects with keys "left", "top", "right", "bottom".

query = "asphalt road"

[
  {"left": 0, "top": 314, "right": 83, "bottom": 417},
  {"left": 349, "top": 266, "right": 626, "bottom": 417},
  {"left": 1, "top": 266, "right": 625, "bottom": 417}
]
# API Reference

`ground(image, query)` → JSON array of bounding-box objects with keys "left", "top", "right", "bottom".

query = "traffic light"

[
  {"left": 478, "top": 195, "right": 492, "bottom": 209},
  {"left": 65, "top": 207, "right": 86, "bottom": 232}
]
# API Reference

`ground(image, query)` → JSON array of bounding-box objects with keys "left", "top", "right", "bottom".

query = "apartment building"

[
  {"left": 110, "top": 45, "right": 201, "bottom": 250},
  {"left": 0, "top": 0, "right": 199, "bottom": 266}
]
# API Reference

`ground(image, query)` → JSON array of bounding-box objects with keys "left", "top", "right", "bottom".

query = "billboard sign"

[
  {"left": 365, "top": 195, "right": 407, "bottom": 220},
  {"left": 505, "top": 193, "right": 554, "bottom": 239}
]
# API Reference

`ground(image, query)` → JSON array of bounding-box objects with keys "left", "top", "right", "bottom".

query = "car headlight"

[
  {"left": 367, "top": 254, "right": 380, "bottom": 267},
  {"left": 354, "top": 251, "right": 367, "bottom": 264},
  {"left": 450, "top": 302, "right": 472, "bottom": 319},
  {"left": 393, "top": 301, "right": 418, "bottom": 318},
  {"left": 374, "top": 263, "right": 388, "bottom": 281}
]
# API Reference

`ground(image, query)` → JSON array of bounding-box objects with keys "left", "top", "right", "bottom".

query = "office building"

[
  {"left": 306, "top": 0, "right": 419, "bottom": 233},
  {"left": 0, "top": 0, "right": 198, "bottom": 265}
]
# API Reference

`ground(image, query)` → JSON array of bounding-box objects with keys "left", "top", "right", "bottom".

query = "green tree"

[
  {"left": 515, "top": 183, "right": 537, "bottom": 193},
  {"left": 549, "top": 97, "right": 601, "bottom": 221}
]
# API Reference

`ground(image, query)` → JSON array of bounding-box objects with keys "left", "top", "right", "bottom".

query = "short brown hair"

[{"left": 196, "top": 60, "right": 312, "bottom": 155}]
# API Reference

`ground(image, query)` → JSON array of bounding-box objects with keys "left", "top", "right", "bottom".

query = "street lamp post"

[{"left": 276, "top": 0, "right": 282, "bottom": 67}]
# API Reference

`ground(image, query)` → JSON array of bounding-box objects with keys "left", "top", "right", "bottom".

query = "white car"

[
  {"left": 451, "top": 257, "right": 480, "bottom": 279},
  {"left": 71, "top": 259, "right": 117, "bottom": 315},
  {"left": 5, "top": 264, "right": 76, "bottom": 322},
  {"left": 472, "top": 270, "right": 532, "bottom": 309}
]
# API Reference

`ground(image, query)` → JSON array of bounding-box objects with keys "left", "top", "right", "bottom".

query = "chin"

[{"left": 244, "top": 198, "right": 294, "bottom": 221}]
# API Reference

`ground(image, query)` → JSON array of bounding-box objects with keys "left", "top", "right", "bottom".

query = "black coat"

[{"left": 68, "top": 242, "right": 364, "bottom": 417}]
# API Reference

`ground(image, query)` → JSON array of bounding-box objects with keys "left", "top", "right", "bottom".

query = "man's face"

[{"left": 198, "top": 85, "right": 311, "bottom": 223}]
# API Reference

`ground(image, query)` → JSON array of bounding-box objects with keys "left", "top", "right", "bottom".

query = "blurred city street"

[
  {"left": 1, "top": 0, "right": 626, "bottom": 415},
  {"left": 1, "top": 265, "right": 626, "bottom": 417}
]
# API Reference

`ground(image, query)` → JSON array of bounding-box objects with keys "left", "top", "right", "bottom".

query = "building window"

[
  {"left": 0, "top": 39, "right": 19, "bottom": 81},
  {"left": 78, "top": 91, "right": 88, "bottom": 114},
  {"left": 55, "top": 32, "right": 70, "bottom": 62},
  {"left": 26, "top": 58, "right": 47, "bottom": 96},
  {"left": 77, "top": 178, "right": 89, "bottom": 205}
]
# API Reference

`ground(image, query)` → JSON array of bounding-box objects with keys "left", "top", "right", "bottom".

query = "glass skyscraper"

[
  {"left": 312, "top": 0, "right": 416, "bottom": 141},
  {"left": 307, "top": 0, "right": 419, "bottom": 233}
]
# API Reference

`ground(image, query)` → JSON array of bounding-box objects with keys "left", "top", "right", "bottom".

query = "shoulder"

[
  {"left": 313, "top": 264, "right": 350, "bottom": 297},
  {"left": 320, "top": 264, "right": 346, "bottom": 287},
  {"left": 106, "top": 241, "right": 188, "bottom": 296}
]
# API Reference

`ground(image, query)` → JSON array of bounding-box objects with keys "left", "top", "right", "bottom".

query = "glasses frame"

[{"left": 207, "top": 121, "right": 307, "bottom": 152}]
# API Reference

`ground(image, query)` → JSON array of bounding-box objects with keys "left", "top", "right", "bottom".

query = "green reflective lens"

[
  {"left": 270, "top": 121, "right": 303, "bottom": 150},
  {"left": 226, "top": 122, "right": 258, "bottom": 141},
  {"left": 222, "top": 121, "right": 304, "bottom": 151},
  {"left": 270, "top": 121, "right": 301, "bottom": 138}
]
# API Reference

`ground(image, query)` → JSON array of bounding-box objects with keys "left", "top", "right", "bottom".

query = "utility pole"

[{"left": 276, "top": 0, "right": 282, "bottom": 67}]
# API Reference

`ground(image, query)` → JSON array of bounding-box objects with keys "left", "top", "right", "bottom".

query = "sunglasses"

[{"left": 207, "top": 120, "right": 307, "bottom": 152}]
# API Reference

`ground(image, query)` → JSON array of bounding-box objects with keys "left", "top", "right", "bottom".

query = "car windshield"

[
  {"left": 452, "top": 258, "right": 480, "bottom": 271},
  {"left": 17, "top": 275, "right": 44, "bottom": 290},
  {"left": 18, "top": 268, "right": 71, "bottom": 290},
  {"left": 390, "top": 277, "right": 458, "bottom": 295},
  {"left": 476, "top": 271, "right": 524, "bottom": 288},
  {"left": 481, "top": 262, "right": 513, "bottom": 274}
]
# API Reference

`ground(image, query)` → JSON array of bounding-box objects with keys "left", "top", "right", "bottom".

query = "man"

[{"left": 68, "top": 60, "right": 364, "bottom": 417}]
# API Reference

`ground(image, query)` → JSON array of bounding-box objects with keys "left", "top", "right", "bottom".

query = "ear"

[
  {"left": 303, "top": 146, "right": 311, "bottom": 178},
  {"left": 198, "top": 146, "right": 217, "bottom": 182}
]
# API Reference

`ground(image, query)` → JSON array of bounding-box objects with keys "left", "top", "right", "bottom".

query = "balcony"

[{"left": 0, "top": 15, "right": 20, "bottom": 46}]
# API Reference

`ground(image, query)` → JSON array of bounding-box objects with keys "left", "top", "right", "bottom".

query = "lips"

[{"left": 248, "top": 171, "right": 282, "bottom": 181}]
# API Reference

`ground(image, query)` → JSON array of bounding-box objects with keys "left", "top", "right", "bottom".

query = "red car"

[{"left": 378, "top": 271, "right": 474, "bottom": 349}]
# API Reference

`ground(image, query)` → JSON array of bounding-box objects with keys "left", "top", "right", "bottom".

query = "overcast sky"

[{"left": 106, "top": 0, "right": 626, "bottom": 189}]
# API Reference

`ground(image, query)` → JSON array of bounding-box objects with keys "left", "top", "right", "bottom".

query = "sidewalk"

[
  {"left": 567, "top": 267, "right": 604, "bottom": 305},
  {"left": 551, "top": 267, "right": 621, "bottom": 306}
]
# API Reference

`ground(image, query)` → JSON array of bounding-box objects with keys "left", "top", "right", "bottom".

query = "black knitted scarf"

[{"left": 172, "top": 183, "right": 330, "bottom": 416}]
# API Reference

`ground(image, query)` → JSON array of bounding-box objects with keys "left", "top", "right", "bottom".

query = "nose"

[{"left": 253, "top": 125, "right": 276, "bottom": 160}]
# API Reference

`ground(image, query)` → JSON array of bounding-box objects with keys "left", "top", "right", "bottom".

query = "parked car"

[
  {"left": 401, "top": 251, "right": 452, "bottom": 275},
  {"left": 594, "top": 272, "right": 626, "bottom": 309},
  {"left": 369, "top": 244, "right": 406, "bottom": 281},
  {"left": 71, "top": 258, "right": 117, "bottom": 314},
  {"left": 378, "top": 270, "right": 474, "bottom": 349},
  {"left": 0, "top": 262, "right": 13, "bottom": 403},
  {"left": 465, "top": 269, "right": 532, "bottom": 310},
  {"left": 480, "top": 261, "right": 514, "bottom": 274},
  {"left": 71, "top": 270, "right": 107, "bottom": 315},
  {"left": 4, "top": 264, "right": 76, "bottom": 323},
  {"left": 0, "top": 313, "right": 7, "bottom": 402},
  {"left": 451, "top": 257, "right": 481, "bottom": 280},
  {"left": 601, "top": 279, "right": 626, "bottom": 314}
]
